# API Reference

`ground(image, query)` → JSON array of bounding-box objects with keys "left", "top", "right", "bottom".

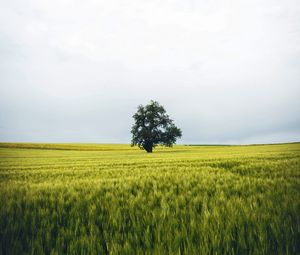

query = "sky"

[{"left": 0, "top": 0, "right": 300, "bottom": 144}]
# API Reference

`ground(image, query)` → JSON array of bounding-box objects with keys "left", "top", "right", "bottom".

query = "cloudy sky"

[{"left": 0, "top": 0, "right": 299, "bottom": 144}]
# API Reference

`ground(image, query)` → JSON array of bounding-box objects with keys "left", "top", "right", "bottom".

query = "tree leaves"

[{"left": 131, "top": 101, "right": 182, "bottom": 152}]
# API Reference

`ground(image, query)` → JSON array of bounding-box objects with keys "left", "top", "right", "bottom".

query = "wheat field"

[{"left": 0, "top": 143, "right": 299, "bottom": 254}]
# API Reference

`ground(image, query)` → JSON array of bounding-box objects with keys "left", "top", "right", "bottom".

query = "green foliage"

[
  {"left": 131, "top": 101, "right": 182, "bottom": 152},
  {"left": 0, "top": 143, "right": 299, "bottom": 254}
]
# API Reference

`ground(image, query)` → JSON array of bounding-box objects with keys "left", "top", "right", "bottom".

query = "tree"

[{"left": 131, "top": 100, "right": 182, "bottom": 153}]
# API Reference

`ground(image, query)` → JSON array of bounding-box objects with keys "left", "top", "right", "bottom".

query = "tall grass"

[{"left": 0, "top": 143, "right": 299, "bottom": 254}]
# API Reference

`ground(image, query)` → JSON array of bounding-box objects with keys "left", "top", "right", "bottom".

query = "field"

[{"left": 0, "top": 143, "right": 299, "bottom": 254}]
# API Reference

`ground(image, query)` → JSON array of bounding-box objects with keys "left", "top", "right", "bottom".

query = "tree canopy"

[{"left": 131, "top": 101, "right": 182, "bottom": 152}]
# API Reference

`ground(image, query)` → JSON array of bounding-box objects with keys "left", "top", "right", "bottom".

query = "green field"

[{"left": 0, "top": 143, "right": 299, "bottom": 254}]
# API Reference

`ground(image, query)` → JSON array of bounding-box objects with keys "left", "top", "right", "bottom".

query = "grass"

[{"left": 0, "top": 143, "right": 299, "bottom": 254}]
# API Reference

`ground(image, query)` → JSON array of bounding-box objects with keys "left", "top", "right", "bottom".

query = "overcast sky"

[{"left": 0, "top": 0, "right": 299, "bottom": 144}]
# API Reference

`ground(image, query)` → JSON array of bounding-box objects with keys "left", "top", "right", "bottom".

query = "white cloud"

[{"left": 0, "top": 0, "right": 299, "bottom": 143}]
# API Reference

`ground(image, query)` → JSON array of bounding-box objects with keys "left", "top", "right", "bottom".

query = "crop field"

[{"left": 0, "top": 143, "right": 299, "bottom": 254}]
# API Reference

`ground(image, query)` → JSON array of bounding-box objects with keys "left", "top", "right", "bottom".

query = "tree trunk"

[
  {"left": 147, "top": 146, "right": 153, "bottom": 153},
  {"left": 143, "top": 142, "right": 153, "bottom": 153}
]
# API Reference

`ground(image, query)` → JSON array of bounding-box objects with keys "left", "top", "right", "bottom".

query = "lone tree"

[{"left": 131, "top": 100, "right": 182, "bottom": 153}]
